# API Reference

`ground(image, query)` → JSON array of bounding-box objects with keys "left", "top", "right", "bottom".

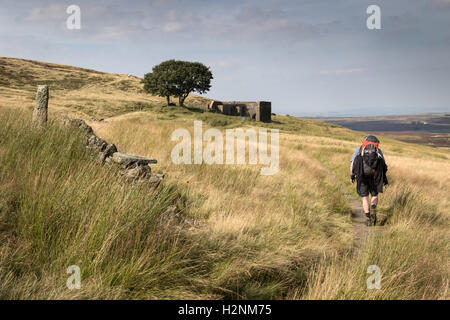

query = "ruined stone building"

[{"left": 202, "top": 100, "right": 272, "bottom": 122}]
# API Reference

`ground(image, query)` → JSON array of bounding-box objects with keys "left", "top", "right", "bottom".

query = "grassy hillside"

[
  {"left": 0, "top": 57, "right": 448, "bottom": 299},
  {"left": 0, "top": 57, "right": 209, "bottom": 119}
]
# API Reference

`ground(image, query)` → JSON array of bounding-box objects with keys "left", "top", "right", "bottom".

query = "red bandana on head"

[{"left": 361, "top": 136, "right": 379, "bottom": 152}]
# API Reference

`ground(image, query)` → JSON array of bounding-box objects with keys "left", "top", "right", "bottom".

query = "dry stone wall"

[
  {"left": 62, "top": 117, "right": 164, "bottom": 187},
  {"left": 30, "top": 85, "right": 164, "bottom": 187}
]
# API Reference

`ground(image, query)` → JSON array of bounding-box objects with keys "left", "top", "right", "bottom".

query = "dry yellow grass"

[
  {"left": 88, "top": 113, "right": 354, "bottom": 298},
  {"left": 0, "top": 57, "right": 210, "bottom": 119},
  {"left": 0, "top": 57, "right": 448, "bottom": 299},
  {"left": 289, "top": 131, "right": 449, "bottom": 299}
]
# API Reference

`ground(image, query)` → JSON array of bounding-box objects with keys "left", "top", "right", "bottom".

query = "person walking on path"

[{"left": 350, "top": 135, "right": 388, "bottom": 226}]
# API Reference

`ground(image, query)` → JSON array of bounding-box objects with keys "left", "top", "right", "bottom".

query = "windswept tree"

[
  {"left": 142, "top": 60, "right": 178, "bottom": 105},
  {"left": 142, "top": 60, "right": 213, "bottom": 107},
  {"left": 173, "top": 61, "right": 213, "bottom": 106}
]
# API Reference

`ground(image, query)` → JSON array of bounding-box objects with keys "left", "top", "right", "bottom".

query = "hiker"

[{"left": 350, "top": 135, "right": 388, "bottom": 226}]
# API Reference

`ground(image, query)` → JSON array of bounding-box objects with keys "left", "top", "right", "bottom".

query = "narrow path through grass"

[{"left": 313, "top": 161, "right": 374, "bottom": 249}]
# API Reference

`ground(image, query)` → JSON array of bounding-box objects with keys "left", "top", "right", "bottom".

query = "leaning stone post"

[{"left": 32, "top": 85, "right": 49, "bottom": 125}]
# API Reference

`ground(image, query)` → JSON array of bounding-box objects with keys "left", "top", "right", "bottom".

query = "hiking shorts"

[{"left": 357, "top": 177, "right": 378, "bottom": 197}]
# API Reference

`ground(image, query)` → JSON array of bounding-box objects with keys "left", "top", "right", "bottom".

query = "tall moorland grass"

[
  {"left": 294, "top": 134, "right": 450, "bottom": 299},
  {"left": 88, "top": 111, "right": 357, "bottom": 299},
  {"left": 0, "top": 109, "right": 355, "bottom": 299},
  {"left": 1, "top": 56, "right": 448, "bottom": 299},
  {"left": 0, "top": 110, "right": 200, "bottom": 299},
  {"left": 89, "top": 109, "right": 449, "bottom": 299}
]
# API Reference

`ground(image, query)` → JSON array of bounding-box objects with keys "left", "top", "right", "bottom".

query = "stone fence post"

[{"left": 32, "top": 85, "right": 49, "bottom": 125}]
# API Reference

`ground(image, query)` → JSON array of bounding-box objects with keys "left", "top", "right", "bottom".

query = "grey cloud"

[
  {"left": 432, "top": 0, "right": 450, "bottom": 6},
  {"left": 28, "top": 2, "right": 319, "bottom": 44},
  {"left": 1, "top": 0, "right": 449, "bottom": 115},
  {"left": 21, "top": 3, "right": 66, "bottom": 22}
]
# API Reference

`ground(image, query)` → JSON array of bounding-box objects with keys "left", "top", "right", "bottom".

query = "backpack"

[{"left": 361, "top": 136, "right": 380, "bottom": 176}]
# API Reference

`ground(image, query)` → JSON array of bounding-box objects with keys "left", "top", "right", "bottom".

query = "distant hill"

[
  {"left": 0, "top": 56, "right": 210, "bottom": 119},
  {"left": 315, "top": 114, "right": 450, "bottom": 133},
  {"left": 313, "top": 114, "right": 450, "bottom": 148}
]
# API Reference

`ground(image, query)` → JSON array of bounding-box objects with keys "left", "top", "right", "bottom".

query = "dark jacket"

[{"left": 352, "top": 153, "right": 388, "bottom": 193}]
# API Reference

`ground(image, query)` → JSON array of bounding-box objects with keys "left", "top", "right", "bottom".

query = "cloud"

[
  {"left": 3, "top": 0, "right": 450, "bottom": 115},
  {"left": 163, "top": 22, "right": 182, "bottom": 32},
  {"left": 319, "top": 68, "right": 364, "bottom": 75},
  {"left": 431, "top": 0, "right": 450, "bottom": 12},
  {"left": 16, "top": 2, "right": 319, "bottom": 44},
  {"left": 432, "top": 0, "right": 450, "bottom": 5},
  {"left": 95, "top": 26, "right": 126, "bottom": 39},
  {"left": 22, "top": 4, "right": 66, "bottom": 22},
  {"left": 235, "top": 6, "right": 284, "bottom": 22}
]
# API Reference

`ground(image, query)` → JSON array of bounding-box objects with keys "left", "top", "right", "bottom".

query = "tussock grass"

[
  {"left": 296, "top": 133, "right": 450, "bottom": 300},
  {"left": 0, "top": 110, "right": 196, "bottom": 299},
  {"left": 0, "top": 109, "right": 353, "bottom": 299},
  {"left": 90, "top": 114, "right": 354, "bottom": 299},
  {"left": 85, "top": 106, "right": 449, "bottom": 300},
  {"left": 300, "top": 210, "right": 449, "bottom": 299},
  {"left": 1, "top": 57, "right": 448, "bottom": 299}
]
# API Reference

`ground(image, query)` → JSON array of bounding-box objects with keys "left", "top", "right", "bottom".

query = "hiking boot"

[
  {"left": 365, "top": 213, "right": 371, "bottom": 226},
  {"left": 370, "top": 205, "right": 377, "bottom": 226}
]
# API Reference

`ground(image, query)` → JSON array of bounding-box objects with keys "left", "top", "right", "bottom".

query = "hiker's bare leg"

[
  {"left": 371, "top": 196, "right": 378, "bottom": 207},
  {"left": 362, "top": 196, "right": 370, "bottom": 213},
  {"left": 370, "top": 195, "right": 378, "bottom": 226}
]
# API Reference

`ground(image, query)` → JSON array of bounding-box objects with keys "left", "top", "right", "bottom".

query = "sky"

[{"left": 1, "top": 0, "right": 449, "bottom": 116}]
